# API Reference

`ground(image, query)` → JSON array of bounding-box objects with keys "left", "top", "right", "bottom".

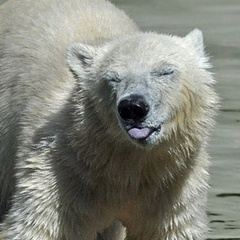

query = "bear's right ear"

[{"left": 66, "top": 43, "right": 96, "bottom": 77}]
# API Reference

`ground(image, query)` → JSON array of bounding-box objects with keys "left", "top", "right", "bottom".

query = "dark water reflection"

[{"left": 1, "top": 0, "right": 240, "bottom": 238}]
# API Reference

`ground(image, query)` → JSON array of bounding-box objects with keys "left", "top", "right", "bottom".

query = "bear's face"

[{"left": 67, "top": 30, "right": 213, "bottom": 147}]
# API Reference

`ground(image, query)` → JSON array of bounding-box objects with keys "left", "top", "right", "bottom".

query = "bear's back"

[
  {"left": 0, "top": 0, "right": 138, "bottom": 220},
  {"left": 0, "top": 0, "right": 138, "bottom": 118}
]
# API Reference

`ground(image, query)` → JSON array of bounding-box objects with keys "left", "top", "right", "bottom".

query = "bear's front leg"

[
  {"left": 1, "top": 208, "right": 96, "bottom": 240},
  {"left": 125, "top": 214, "right": 207, "bottom": 240},
  {"left": 120, "top": 194, "right": 207, "bottom": 240},
  {"left": 0, "top": 155, "right": 98, "bottom": 240}
]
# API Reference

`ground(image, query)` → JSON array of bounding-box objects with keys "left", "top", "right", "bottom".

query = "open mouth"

[
  {"left": 126, "top": 125, "right": 161, "bottom": 140},
  {"left": 116, "top": 94, "right": 163, "bottom": 141}
]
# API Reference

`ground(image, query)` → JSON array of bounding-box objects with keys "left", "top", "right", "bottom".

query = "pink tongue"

[{"left": 128, "top": 127, "right": 151, "bottom": 139}]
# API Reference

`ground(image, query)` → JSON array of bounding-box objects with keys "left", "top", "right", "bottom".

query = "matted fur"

[{"left": 0, "top": 0, "right": 218, "bottom": 239}]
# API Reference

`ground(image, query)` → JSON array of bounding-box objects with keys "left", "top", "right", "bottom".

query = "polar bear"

[{"left": 0, "top": 0, "right": 218, "bottom": 239}]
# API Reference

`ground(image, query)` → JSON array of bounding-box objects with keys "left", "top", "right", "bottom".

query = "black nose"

[{"left": 118, "top": 94, "right": 150, "bottom": 122}]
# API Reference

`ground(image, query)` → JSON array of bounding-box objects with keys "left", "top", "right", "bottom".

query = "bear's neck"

[{"left": 54, "top": 95, "right": 199, "bottom": 195}]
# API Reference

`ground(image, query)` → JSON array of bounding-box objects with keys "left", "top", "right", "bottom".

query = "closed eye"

[
  {"left": 102, "top": 71, "right": 122, "bottom": 84},
  {"left": 161, "top": 68, "right": 174, "bottom": 76},
  {"left": 109, "top": 76, "right": 121, "bottom": 83},
  {"left": 151, "top": 64, "right": 175, "bottom": 77}
]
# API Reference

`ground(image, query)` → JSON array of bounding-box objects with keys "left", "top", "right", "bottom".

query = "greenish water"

[{"left": 1, "top": 0, "right": 240, "bottom": 239}]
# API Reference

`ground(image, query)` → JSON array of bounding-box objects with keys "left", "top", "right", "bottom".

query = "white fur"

[{"left": 0, "top": 0, "right": 218, "bottom": 239}]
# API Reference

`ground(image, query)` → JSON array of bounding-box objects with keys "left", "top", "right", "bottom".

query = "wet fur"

[{"left": 0, "top": 0, "right": 218, "bottom": 239}]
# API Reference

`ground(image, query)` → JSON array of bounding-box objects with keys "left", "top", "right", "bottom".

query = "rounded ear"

[
  {"left": 66, "top": 43, "right": 96, "bottom": 77},
  {"left": 184, "top": 29, "right": 211, "bottom": 68},
  {"left": 184, "top": 29, "right": 205, "bottom": 58}
]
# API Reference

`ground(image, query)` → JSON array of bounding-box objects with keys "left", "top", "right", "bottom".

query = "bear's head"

[{"left": 67, "top": 29, "right": 218, "bottom": 148}]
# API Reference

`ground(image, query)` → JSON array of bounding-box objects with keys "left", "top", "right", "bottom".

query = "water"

[{"left": 1, "top": 0, "right": 240, "bottom": 238}]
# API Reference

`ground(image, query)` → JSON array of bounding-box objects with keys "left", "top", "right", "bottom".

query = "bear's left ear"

[
  {"left": 66, "top": 43, "right": 96, "bottom": 77},
  {"left": 184, "top": 29, "right": 205, "bottom": 58}
]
